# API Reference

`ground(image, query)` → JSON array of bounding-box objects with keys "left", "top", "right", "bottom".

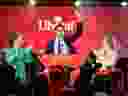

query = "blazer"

[{"left": 5, "top": 48, "right": 33, "bottom": 80}]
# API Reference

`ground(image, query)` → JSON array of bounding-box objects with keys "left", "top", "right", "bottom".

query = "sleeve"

[
  {"left": 44, "top": 40, "right": 54, "bottom": 54},
  {"left": 24, "top": 48, "right": 33, "bottom": 64},
  {"left": 5, "top": 48, "right": 17, "bottom": 64}
]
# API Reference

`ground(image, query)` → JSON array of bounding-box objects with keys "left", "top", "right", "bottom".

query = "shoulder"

[
  {"left": 23, "top": 48, "right": 32, "bottom": 52},
  {"left": 4, "top": 48, "right": 16, "bottom": 52}
]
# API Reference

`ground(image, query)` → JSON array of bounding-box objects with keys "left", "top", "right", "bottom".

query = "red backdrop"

[{"left": 1, "top": 6, "right": 124, "bottom": 61}]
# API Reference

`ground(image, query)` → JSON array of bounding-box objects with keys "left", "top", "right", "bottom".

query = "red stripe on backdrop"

[
  {"left": 24, "top": 32, "right": 56, "bottom": 49},
  {"left": 24, "top": 32, "right": 56, "bottom": 40}
]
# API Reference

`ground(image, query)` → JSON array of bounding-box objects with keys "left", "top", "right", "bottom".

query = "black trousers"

[
  {"left": 0, "top": 64, "right": 9, "bottom": 95},
  {"left": 0, "top": 64, "right": 16, "bottom": 94},
  {"left": 112, "top": 71, "right": 124, "bottom": 96},
  {"left": 16, "top": 63, "right": 38, "bottom": 96},
  {"left": 95, "top": 76, "right": 112, "bottom": 94},
  {"left": 33, "top": 80, "right": 48, "bottom": 96},
  {"left": 25, "top": 63, "right": 40, "bottom": 81},
  {"left": 80, "top": 64, "right": 95, "bottom": 96},
  {"left": 17, "top": 63, "right": 48, "bottom": 96}
]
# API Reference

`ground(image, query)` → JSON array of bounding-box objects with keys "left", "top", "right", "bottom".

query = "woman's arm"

[{"left": 32, "top": 48, "right": 47, "bottom": 57}]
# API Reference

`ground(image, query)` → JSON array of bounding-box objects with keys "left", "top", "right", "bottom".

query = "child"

[{"left": 5, "top": 32, "right": 33, "bottom": 81}]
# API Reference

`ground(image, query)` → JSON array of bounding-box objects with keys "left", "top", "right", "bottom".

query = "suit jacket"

[{"left": 47, "top": 39, "right": 77, "bottom": 54}]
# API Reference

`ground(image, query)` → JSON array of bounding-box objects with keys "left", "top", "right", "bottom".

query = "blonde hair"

[{"left": 104, "top": 32, "right": 112, "bottom": 49}]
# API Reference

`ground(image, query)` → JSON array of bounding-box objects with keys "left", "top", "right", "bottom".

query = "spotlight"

[
  {"left": 120, "top": 1, "right": 128, "bottom": 7},
  {"left": 29, "top": 0, "right": 36, "bottom": 6},
  {"left": 75, "top": 0, "right": 80, "bottom": 7}
]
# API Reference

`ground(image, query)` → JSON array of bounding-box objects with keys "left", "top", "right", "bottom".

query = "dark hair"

[
  {"left": 85, "top": 51, "right": 96, "bottom": 65},
  {"left": 8, "top": 32, "right": 24, "bottom": 48},
  {"left": 8, "top": 32, "right": 19, "bottom": 48}
]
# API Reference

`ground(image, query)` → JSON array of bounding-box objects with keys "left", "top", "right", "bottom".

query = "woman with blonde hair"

[
  {"left": 92, "top": 32, "right": 112, "bottom": 95},
  {"left": 79, "top": 32, "right": 112, "bottom": 95}
]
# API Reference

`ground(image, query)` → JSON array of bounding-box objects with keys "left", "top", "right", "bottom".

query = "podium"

[{"left": 46, "top": 55, "right": 80, "bottom": 65}]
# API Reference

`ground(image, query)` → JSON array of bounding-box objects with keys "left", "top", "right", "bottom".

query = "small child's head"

[{"left": 8, "top": 32, "right": 25, "bottom": 48}]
